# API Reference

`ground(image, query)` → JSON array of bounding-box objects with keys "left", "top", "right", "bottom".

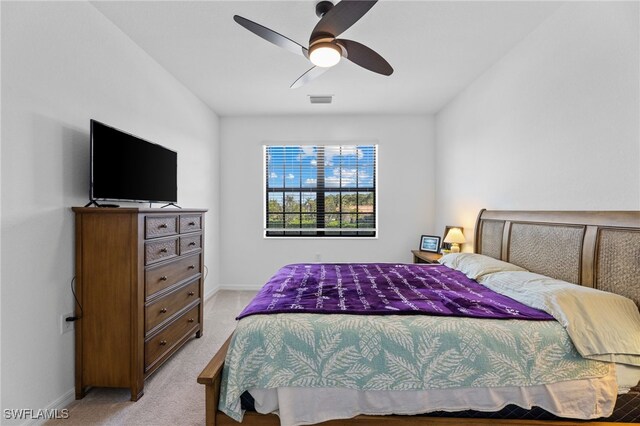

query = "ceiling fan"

[{"left": 234, "top": 0, "right": 393, "bottom": 89}]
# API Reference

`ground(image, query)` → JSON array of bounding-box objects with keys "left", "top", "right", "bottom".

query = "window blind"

[{"left": 265, "top": 145, "right": 377, "bottom": 237}]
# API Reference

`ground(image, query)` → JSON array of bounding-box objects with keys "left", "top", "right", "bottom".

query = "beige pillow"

[
  {"left": 478, "top": 271, "right": 640, "bottom": 366},
  {"left": 439, "top": 253, "right": 527, "bottom": 280}
]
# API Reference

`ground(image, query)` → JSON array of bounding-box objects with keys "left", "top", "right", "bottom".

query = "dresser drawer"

[
  {"left": 145, "top": 305, "right": 200, "bottom": 370},
  {"left": 179, "top": 215, "right": 201, "bottom": 234},
  {"left": 145, "top": 280, "right": 200, "bottom": 333},
  {"left": 145, "top": 215, "right": 178, "bottom": 239},
  {"left": 179, "top": 234, "right": 201, "bottom": 255},
  {"left": 145, "top": 237, "right": 178, "bottom": 265},
  {"left": 145, "top": 253, "right": 201, "bottom": 298}
]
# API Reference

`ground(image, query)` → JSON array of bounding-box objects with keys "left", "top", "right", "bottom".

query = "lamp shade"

[{"left": 444, "top": 228, "right": 466, "bottom": 244}]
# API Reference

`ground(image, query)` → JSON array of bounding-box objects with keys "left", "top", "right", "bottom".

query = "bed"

[{"left": 198, "top": 209, "right": 640, "bottom": 425}]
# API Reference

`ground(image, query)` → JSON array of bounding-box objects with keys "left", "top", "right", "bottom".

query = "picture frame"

[
  {"left": 419, "top": 235, "right": 441, "bottom": 253},
  {"left": 442, "top": 225, "right": 464, "bottom": 251}
]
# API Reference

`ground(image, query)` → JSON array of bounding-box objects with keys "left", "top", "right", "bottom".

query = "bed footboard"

[{"left": 198, "top": 334, "right": 233, "bottom": 426}]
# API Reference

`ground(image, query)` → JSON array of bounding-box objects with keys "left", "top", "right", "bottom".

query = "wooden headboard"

[{"left": 474, "top": 209, "right": 640, "bottom": 306}]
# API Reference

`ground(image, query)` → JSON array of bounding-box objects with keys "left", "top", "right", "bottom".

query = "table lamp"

[{"left": 444, "top": 228, "right": 465, "bottom": 253}]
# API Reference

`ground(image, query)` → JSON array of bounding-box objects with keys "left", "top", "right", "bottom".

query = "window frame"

[{"left": 263, "top": 144, "right": 378, "bottom": 239}]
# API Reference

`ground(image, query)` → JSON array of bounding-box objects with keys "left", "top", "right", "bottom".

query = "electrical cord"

[{"left": 67, "top": 276, "right": 83, "bottom": 322}]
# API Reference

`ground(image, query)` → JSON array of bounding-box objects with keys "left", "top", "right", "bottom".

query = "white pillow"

[
  {"left": 478, "top": 271, "right": 640, "bottom": 367},
  {"left": 438, "top": 253, "right": 464, "bottom": 269},
  {"left": 438, "top": 253, "right": 527, "bottom": 280}
]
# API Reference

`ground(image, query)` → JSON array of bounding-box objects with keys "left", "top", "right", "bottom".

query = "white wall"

[
  {"left": 434, "top": 1, "right": 640, "bottom": 249},
  {"left": 220, "top": 115, "right": 435, "bottom": 288},
  {"left": 0, "top": 2, "right": 220, "bottom": 422}
]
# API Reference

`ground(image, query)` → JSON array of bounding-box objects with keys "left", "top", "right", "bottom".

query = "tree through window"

[{"left": 265, "top": 145, "right": 377, "bottom": 237}]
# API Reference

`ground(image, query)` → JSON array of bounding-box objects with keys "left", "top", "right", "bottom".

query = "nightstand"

[{"left": 411, "top": 250, "right": 442, "bottom": 264}]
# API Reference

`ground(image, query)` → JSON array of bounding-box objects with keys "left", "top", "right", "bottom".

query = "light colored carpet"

[{"left": 46, "top": 290, "right": 256, "bottom": 426}]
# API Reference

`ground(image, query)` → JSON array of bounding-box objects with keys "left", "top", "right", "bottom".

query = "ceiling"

[{"left": 92, "top": 1, "right": 563, "bottom": 116}]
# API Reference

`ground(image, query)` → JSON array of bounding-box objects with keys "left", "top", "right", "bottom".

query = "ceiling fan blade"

[
  {"left": 290, "top": 66, "right": 329, "bottom": 89},
  {"left": 234, "top": 15, "right": 308, "bottom": 57},
  {"left": 336, "top": 39, "right": 393, "bottom": 76},
  {"left": 311, "top": 0, "right": 377, "bottom": 41}
]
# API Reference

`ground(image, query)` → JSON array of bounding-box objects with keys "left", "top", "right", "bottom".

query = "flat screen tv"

[{"left": 90, "top": 119, "right": 177, "bottom": 204}]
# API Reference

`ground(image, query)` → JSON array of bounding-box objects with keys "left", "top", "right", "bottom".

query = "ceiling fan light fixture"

[
  {"left": 309, "top": 42, "right": 341, "bottom": 68},
  {"left": 234, "top": 0, "right": 391, "bottom": 88}
]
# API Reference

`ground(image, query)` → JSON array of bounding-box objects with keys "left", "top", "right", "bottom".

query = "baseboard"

[
  {"left": 219, "top": 284, "right": 262, "bottom": 291},
  {"left": 20, "top": 387, "right": 74, "bottom": 426},
  {"left": 204, "top": 284, "right": 220, "bottom": 302},
  {"left": 202, "top": 285, "right": 259, "bottom": 307}
]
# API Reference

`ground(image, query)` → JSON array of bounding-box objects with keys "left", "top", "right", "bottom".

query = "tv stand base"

[{"left": 84, "top": 200, "right": 120, "bottom": 208}]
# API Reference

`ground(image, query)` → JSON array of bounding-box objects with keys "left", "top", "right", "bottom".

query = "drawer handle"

[
  {"left": 160, "top": 248, "right": 168, "bottom": 253},
  {"left": 159, "top": 223, "right": 168, "bottom": 229},
  {"left": 188, "top": 291, "right": 195, "bottom": 296},
  {"left": 159, "top": 340, "right": 167, "bottom": 346},
  {"left": 188, "top": 242, "right": 196, "bottom": 247},
  {"left": 160, "top": 308, "right": 167, "bottom": 313},
  {"left": 188, "top": 221, "right": 196, "bottom": 226},
  {"left": 188, "top": 265, "right": 195, "bottom": 270},
  {"left": 160, "top": 276, "right": 168, "bottom": 281},
  {"left": 188, "top": 318, "right": 195, "bottom": 323}
]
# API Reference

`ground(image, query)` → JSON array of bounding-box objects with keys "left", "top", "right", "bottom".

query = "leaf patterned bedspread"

[{"left": 219, "top": 313, "right": 610, "bottom": 421}]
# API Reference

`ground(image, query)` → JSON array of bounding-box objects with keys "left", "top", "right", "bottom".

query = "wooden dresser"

[{"left": 72, "top": 207, "right": 207, "bottom": 401}]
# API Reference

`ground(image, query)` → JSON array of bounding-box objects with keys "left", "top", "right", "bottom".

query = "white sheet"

[
  {"left": 617, "top": 363, "right": 640, "bottom": 393},
  {"left": 249, "top": 364, "right": 617, "bottom": 426}
]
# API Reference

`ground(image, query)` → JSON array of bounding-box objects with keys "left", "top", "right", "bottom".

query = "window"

[{"left": 265, "top": 145, "right": 377, "bottom": 237}]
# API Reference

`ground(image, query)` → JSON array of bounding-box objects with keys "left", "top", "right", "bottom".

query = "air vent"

[{"left": 309, "top": 95, "right": 333, "bottom": 104}]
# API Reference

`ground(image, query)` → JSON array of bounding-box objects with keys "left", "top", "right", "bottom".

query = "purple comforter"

[{"left": 237, "top": 263, "right": 552, "bottom": 320}]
